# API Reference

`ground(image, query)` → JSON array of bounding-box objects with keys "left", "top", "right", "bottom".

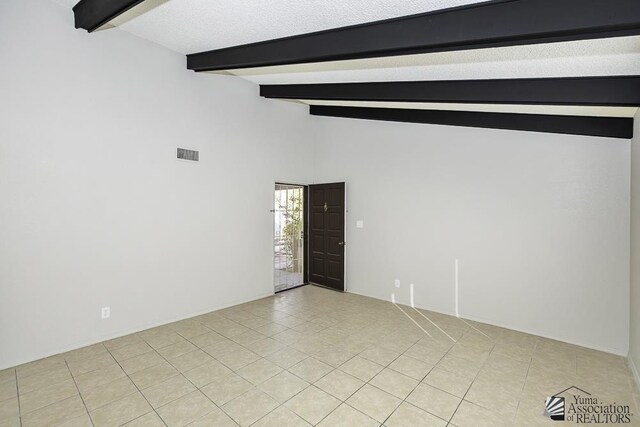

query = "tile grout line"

[
  {"left": 312, "top": 345, "right": 408, "bottom": 426},
  {"left": 64, "top": 360, "right": 96, "bottom": 427},
  {"left": 511, "top": 343, "right": 535, "bottom": 423},
  {"left": 103, "top": 344, "right": 169, "bottom": 427},
  {"left": 140, "top": 330, "right": 238, "bottom": 427},
  {"left": 381, "top": 321, "right": 469, "bottom": 426},
  {"left": 14, "top": 369, "right": 22, "bottom": 427},
  {"left": 445, "top": 339, "right": 498, "bottom": 426}
]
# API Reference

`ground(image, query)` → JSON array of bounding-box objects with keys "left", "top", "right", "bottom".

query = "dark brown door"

[{"left": 309, "top": 183, "right": 345, "bottom": 291}]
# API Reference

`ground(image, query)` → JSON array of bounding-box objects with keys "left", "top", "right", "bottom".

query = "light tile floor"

[{"left": 1, "top": 285, "right": 639, "bottom": 426}]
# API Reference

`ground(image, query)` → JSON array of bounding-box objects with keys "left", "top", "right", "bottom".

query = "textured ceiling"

[
  {"left": 55, "top": 0, "right": 640, "bottom": 121},
  {"left": 114, "top": 0, "right": 488, "bottom": 54},
  {"left": 229, "top": 36, "right": 640, "bottom": 84}
]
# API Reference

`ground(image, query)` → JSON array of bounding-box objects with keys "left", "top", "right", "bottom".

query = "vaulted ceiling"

[{"left": 60, "top": 0, "right": 640, "bottom": 138}]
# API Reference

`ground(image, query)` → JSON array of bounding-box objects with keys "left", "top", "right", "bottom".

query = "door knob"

[{"left": 338, "top": 241, "right": 345, "bottom": 246}]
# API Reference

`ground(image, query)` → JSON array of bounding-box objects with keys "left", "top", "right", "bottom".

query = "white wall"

[
  {"left": 0, "top": 0, "right": 313, "bottom": 369},
  {"left": 630, "top": 110, "right": 640, "bottom": 383},
  {"left": 311, "top": 116, "right": 631, "bottom": 355}
]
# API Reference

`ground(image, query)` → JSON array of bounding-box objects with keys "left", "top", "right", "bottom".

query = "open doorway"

[{"left": 274, "top": 183, "right": 307, "bottom": 292}]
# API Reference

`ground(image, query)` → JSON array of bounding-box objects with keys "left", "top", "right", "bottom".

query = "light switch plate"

[{"left": 356, "top": 220, "right": 364, "bottom": 229}]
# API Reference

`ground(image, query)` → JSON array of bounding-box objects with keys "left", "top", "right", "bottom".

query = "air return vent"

[{"left": 177, "top": 148, "right": 199, "bottom": 162}]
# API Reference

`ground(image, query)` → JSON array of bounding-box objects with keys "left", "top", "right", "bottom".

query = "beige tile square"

[
  {"left": 120, "top": 351, "right": 165, "bottom": 375},
  {"left": 89, "top": 392, "right": 152, "bottom": 427},
  {"left": 254, "top": 322, "right": 289, "bottom": 337},
  {"left": 450, "top": 400, "right": 511, "bottom": 427},
  {"left": 123, "top": 411, "right": 166, "bottom": 426},
  {"left": 67, "top": 352, "right": 116, "bottom": 377},
  {"left": 237, "top": 358, "right": 283, "bottom": 385},
  {"left": 222, "top": 389, "right": 279, "bottom": 427},
  {"left": 18, "top": 365, "right": 72, "bottom": 395},
  {"left": 288, "top": 357, "right": 333, "bottom": 383},
  {"left": 346, "top": 384, "right": 401, "bottom": 423},
  {"left": 388, "top": 355, "right": 433, "bottom": 381},
  {"left": 201, "top": 372, "right": 253, "bottom": 406},
  {"left": 187, "top": 405, "right": 238, "bottom": 427},
  {"left": 273, "top": 329, "right": 305, "bottom": 345},
  {"left": 213, "top": 322, "right": 250, "bottom": 338},
  {"left": 201, "top": 339, "right": 244, "bottom": 359},
  {"left": 183, "top": 360, "right": 232, "bottom": 388},
  {"left": 370, "top": 368, "right": 418, "bottom": 399},
  {"left": 339, "top": 356, "right": 383, "bottom": 382},
  {"left": 464, "top": 380, "right": 520, "bottom": 418},
  {"left": 285, "top": 386, "right": 341, "bottom": 425},
  {"left": 0, "top": 398, "right": 19, "bottom": 424},
  {"left": 156, "top": 390, "right": 216, "bottom": 427},
  {"left": 216, "top": 348, "right": 261, "bottom": 371},
  {"left": 104, "top": 334, "right": 144, "bottom": 352},
  {"left": 245, "top": 338, "right": 287, "bottom": 357},
  {"left": 157, "top": 340, "right": 197, "bottom": 360},
  {"left": 0, "top": 369, "right": 16, "bottom": 385},
  {"left": 74, "top": 364, "right": 126, "bottom": 394},
  {"left": 188, "top": 332, "right": 227, "bottom": 348},
  {"left": 232, "top": 330, "right": 267, "bottom": 346},
  {"left": 16, "top": 356, "right": 66, "bottom": 381},
  {"left": 312, "top": 346, "right": 355, "bottom": 367},
  {"left": 252, "top": 406, "right": 310, "bottom": 427},
  {"left": 385, "top": 402, "right": 447, "bottom": 427},
  {"left": 64, "top": 344, "right": 108, "bottom": 364},
  {"left": 169, "top": 350, "right": 214, "bottom": 373},
  {"left": 81, "top": 376, "right": 138, "bottom": 411},
  {"left": 141, "top": 375, "right": 196, "bottom": 408},
  {"left": 129, "top": 361, "right": 179, "bottom": 390},
  {"left": 359, "top": 347, "right": 401, "bottom": 366},
  {"left": 404, "top": 344, "right": 448, "bottom": 365},
  {"left": 143, "top": 332, "right": 185, "bottom": 350},
  {"left": 110, "top": 342, "right": 154, "bottom": 362},
  {"left": 170, "top": 321, "right": 211, "bottom": 339},
  {"left": 436, "top": 354, "right": 481, "bottom": 378},
  {"left": 423, "top": 367, "right": 474, "bottom": 398},
  {"left": 266, "top": 347, "right": 308, "bottom": 369},
  {"left": 20, "top": 378, "right": 78, "bottom": 414},
  {"left": 0, "top": 377, "right": 17, "bottom": 402},
  {"left": 317, "top": 403, "right": 377, "bottom": 427},
  {"left": 406, "top": 383, "right": 460, "bottom": 421},
  {"left": 22, "top": 395, "right": 87, "bottom": 427},
  {"left": 58, "top": 413, "right": 93, "bottom": 427},
  {"left": 314, "top": 370, "right": 364, "bottom": 401},
  {"left": 258, "top": 371, "right": 309, "bottom": 403}
]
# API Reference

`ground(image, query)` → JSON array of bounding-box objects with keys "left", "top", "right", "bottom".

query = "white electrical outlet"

[
  {"left": 101, "top": 307, "right": 110, "bottom": 319},
  {"left": 395, "top": 279, "right": 400, "bottom": 288}
]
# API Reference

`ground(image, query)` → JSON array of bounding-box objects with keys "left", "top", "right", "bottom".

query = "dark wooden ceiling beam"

[
  {"left": 187, "top": 0, "right": 640, "bottom": 72},
  {"left": 261, "top": 76, "right": 640, "bottom": 107},
  {"left": 309, "top": 106, "right": 634, "bottom": 139},
  {"left": 73, "top": 0, "right": 146, "bottom": 32}
]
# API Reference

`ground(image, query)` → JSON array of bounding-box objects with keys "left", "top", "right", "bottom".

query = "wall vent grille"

[{"left": 177, "top": 148, "right": 199, "bottom": 162}]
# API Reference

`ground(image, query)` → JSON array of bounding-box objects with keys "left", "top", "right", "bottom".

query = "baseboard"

[
  {"left": 0, "top": 290, "right": 274, "bottom": 371},
  {"left": 629, "top": 356, "right": 640, "bottom": 392},
  {"left": 346, "top": 288, "right": 627, "bottom": 357}
]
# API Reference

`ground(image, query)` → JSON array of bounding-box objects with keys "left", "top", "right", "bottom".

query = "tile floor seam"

[
  {"left": 14, "top": 369, "right": 22, "bottom": 427},
  {"left": 103, "top": 346, "right": 169, "bottom": 427},
  {"left": 446, "top": 340, "right": 499, "bottom": 426},
  {"left": 511, "top": 346, "right": 534, "bottom": 422},
  {"left": 379, "top": 328, "right": 463, "bottom": 426},
  {"left": 64, "top": 360, "right": 95, "bottom": 427},
  {"left": 144, "top": 332, "right": 250, "bottom": 426}
]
